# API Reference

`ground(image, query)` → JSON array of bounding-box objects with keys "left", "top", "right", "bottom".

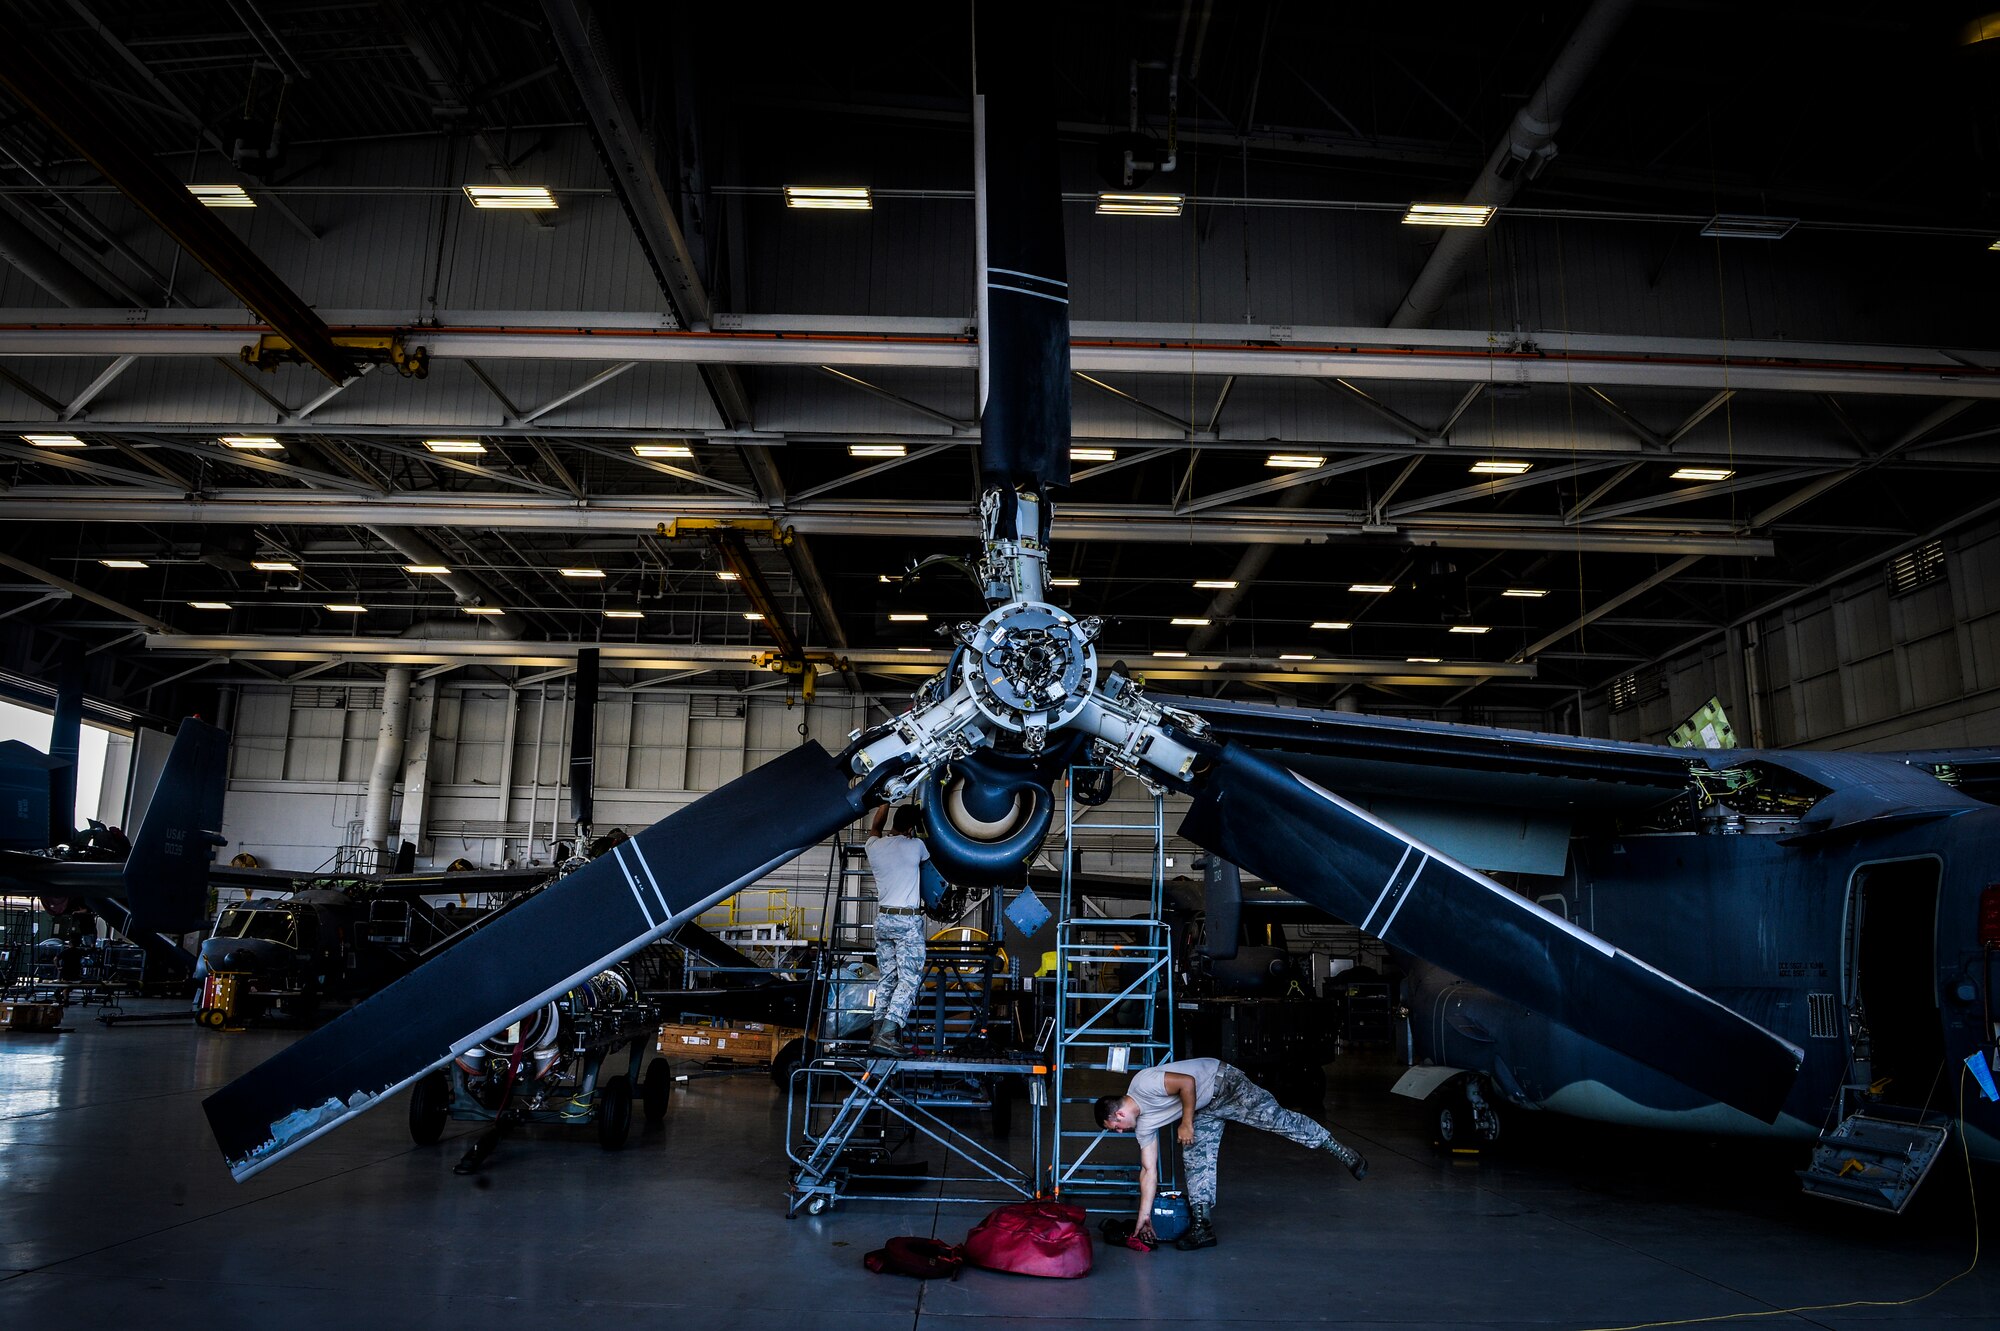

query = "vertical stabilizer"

[{"left": 122, "top": 719, "right": 229, "bottom": 933}]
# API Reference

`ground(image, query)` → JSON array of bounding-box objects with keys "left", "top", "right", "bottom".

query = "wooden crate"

[
  {"left": 656, "top": 1021, "right": 802, "bottom": 1065},
  {"left": 1, "top": 1001, "right": 63, "bottom": 1032}
]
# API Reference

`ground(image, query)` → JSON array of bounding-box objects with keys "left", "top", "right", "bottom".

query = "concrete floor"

[{"left": 4, "top": 1004, "right": 2000, "bottom": 1330}]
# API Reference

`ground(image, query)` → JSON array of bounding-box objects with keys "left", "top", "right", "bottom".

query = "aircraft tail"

[{"left": 123, "top": 719, "right": 229, "bottom": 934}]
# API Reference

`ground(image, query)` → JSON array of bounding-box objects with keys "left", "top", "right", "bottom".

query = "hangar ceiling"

[{"left": 0, "top": 0, "right": 1993, "bottom": 729}]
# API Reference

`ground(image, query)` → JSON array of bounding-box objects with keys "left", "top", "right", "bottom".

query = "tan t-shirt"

[{"left": 1129, "top": 1058, "right": 1221, "bottom": 1134}]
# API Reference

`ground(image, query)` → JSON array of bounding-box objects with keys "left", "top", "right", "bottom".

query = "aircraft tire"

[
  {"left": 598, "top": 1074, "right": 634, "bottom": 1150},
  {"left": 642, "top": 1058, "right": 673, "bottom": 1123},
  {"left": 409, "top": 1072, "right": 450, "bottom": 1145},
  {"left": 1431, "top": 1089, "right": 1465, "bottom": 1150}
]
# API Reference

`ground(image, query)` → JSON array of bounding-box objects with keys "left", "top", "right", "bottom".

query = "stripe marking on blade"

[
  {"left": 1360, "top": 845, "right": 1412, "bottom": 933},
  {"left": 1375, "top": 853, "right": 1429, "bottom": 938},
  {"left": 613, "top": 845, "right": 657, "bottom": 929},
  {"left": 628, "top": 840, "right": 672, "bottom": 917}
]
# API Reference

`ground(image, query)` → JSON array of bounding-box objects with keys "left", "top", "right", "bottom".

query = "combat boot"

[
  {"left": 1323, "top": 1137, "right": 1368, "bottom": 1180},
  {"left": 1174, "top": 1203, "right": 1217, "bottom": 1250},
  {"left": 869, "top": 1020, "right": 904, "bottom": 1057}
]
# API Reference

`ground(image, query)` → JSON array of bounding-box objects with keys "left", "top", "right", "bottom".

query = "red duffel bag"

[{"left": 961, "top": 1202, "right": 1094, "bottom": 1279}]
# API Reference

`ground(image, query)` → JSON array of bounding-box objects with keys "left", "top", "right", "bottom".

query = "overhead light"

[
  {"left": 1279, "top": 653, "right": 1315, "bottom": 661},
  {"left": 1402, "top": 203, "right": 1494, "bottom": 227},
  {"left": 461, "top": 606, "right": 505, "bottom": 616},
  {"left": 1193, "top": 579, "right": 1237, "bottom": 590},
  {"left": 1170, "top": 617, "right": 1211, "bottom": 627},
  {"left": 22, "top": 433, "right": 83, "bottom": 448},
  {"left": 220, "top": 435, "right": 283, "bottom": 450},
  {"left": 1349, "top": 583, "right": 1395, "bottom": 594},
  {"left": 1700, "top": 214, "right": 1796, "bottom": 240},
  {"left": 604, "top": 609, "right": 645, "bottom": 619},
  {"left": 188, "top": 600, "right": 232, "bottom": 610},
  {"left": 1502, "top": 588, "right": 1548, "bottom": 598},
  {"left": 251, "top": 560, "right": 297, "bottom": 573},
  {"left": 1469, "top": 460, "right": 1533, "bottom": 475},
  {"left": 1097, "top": 192, "right": 1183, "bottom": 216},
  {"left": 742, "top": 611, "right": 765, "bottom": 621},
  {"left": 324, "top": 603, "right": 367, "bottom": 613},
  {"left": 715, "top": 571, "right": 739, "bottom": 581},
  {"left": 633, "top": 443, "right": 694, "bottom": 459},
  {"left": 1071, "top": 447, "right": 1117, "bottom": 462},
  {"left": 848, "top": 444, "right": 906, "bottom": 458},
  {"left": 897, "top": 646, "right": 933, "bottom": 653},
  {"left": 888, "top": 613, "right": 929, "bottom": 623},
  {"left": 99, "top": 558, "right": 148, "bottom": 569},
  {"left": 1990, "top": 238, "right": 2000, "bottom": 251},
  {"left": 424, "top": 439, "right": 486, "bottom": 455},
  {"left": 1050, "top": 577, "right": 1080, "bottom": 587},
  {"left": 1449, "top": 625, "right": 1492, "bottom": 635},
  {"left": 463, "top": 184, "right": 557, "bottom": 210},
  {"left": 1152, "top": 650, "right": 1188, "bottom": 658},
  {"left": 785, "top": 185, "right": 872, "bottom": 210},
  {"left": 1670, "top": 466, "right": 1735, "bottom": 482},
  {"left": 560, "top": 567, "right": 605, "bottom": 579},
  {"left": 188, "top": 183, "right": 254, "bottom": 208},
  {"left": 1310, "top": 620, "right": 1351, "bottom": 630},
  {"left": 1406, "top": 657, "right": 1442, "bottom": 664},
  {"left": 1265, "top": 453, "right": 1326, "bottom": 469}
]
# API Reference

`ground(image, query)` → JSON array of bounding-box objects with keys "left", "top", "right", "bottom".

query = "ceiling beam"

[{"left": 0, "top": 550, "right": 177, "bottom": 632}]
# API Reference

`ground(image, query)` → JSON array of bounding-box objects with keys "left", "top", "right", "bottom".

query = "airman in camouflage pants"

[
  {"left": 1183, "top": 1064, "right": 1363, "bottom": 1211},
  {"left": 873, "top": 908, "right": 929, "bottom": 1032}
]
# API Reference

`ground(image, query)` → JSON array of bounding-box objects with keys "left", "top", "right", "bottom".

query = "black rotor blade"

[
  {"left": 1179, "top": 741, "right": 1802, "bottom": 1122},
  {"left": 205, "top": 742, "right": 863, "bottom": 1179}
]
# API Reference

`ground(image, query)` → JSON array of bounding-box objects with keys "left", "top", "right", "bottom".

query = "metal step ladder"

[
  {"left": 1798, "top": 1107, "right": 1953, "bottom": 1213},
  {"left": 1048, "top": 765, "right": 1174, "bottom": 1202}
]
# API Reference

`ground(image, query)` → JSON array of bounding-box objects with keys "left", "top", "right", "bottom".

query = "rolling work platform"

[{"left": 1048, "top": 766, "right": 1176, "bottom": 1205}]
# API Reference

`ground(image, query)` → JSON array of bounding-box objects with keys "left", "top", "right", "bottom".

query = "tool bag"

[
  {"left": 1149, "top": 1191, "right": 1192, "bottom": 1243},
  {"left": 961, "top": 1202, "right": 1094, "bottom": 1278},
  {"left": 863, "top": 1236, "right": 964, "bottom": 1280}
]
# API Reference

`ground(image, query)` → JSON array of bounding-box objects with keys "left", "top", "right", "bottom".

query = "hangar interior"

[{"left": 5, "top": 2, "right": 2000, "bottom": 1328}]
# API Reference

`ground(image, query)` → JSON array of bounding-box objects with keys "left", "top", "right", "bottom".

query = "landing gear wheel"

[
  {"left": 642, "top": 1059, "right": 673, "bottom": 1123},
  {"left": 597, "top": 1074, "right": 633, "bottom": 1150},
  {"left": 1432, "top": 1094, "right": 1464, "bottom": 1150},
  {"left": 771, "top": 1036, "right": 806, "bottom": 1089},
  {"left": 409, "top": 1071, "right": 450, "bottom": 1145}
]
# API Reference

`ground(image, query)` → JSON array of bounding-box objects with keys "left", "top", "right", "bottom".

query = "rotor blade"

[
  {"left": 1179, "top": 741, "right": 1803, "bottom": 1122},
  {"left": 204, "top": 742, "right": 863, "bottom": 1180}
]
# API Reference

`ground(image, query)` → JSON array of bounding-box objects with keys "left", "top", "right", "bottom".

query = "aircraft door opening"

[{"left": 1846, "top": 858, "right": 1946, "bottom": 1109}]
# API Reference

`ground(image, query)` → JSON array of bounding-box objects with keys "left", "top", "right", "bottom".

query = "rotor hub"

[{"left": 958, "top": 600, "right": 1097, "bottom": 744}]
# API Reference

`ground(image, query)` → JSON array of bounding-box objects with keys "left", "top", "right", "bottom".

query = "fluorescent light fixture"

[
  {"left": 1097, "top": 192, "right": 1183, "bottom": 216},
  {"left": 742, "top": 611, "right": 765, "bottom": 621},
  {"left": 785, "top": 185, "right": 872, "bottom": 210},
  {"left": 1050, "top": 577, "right": 1080, "bottom": 587},
  {"left": 464, "top": 184, "right": 557, "bottom": 210},
  {"left": 1449, "top": 625, "right": 1492, "bottom": 635},
  {"left": 604, "top": 609, "right": 645, "bottom": 619},
  {"left": 324, "top": 603, "right": 367, "bottom": 613},
  {"left": 188, "top": 600, "right": 232, "bottom": 610},
  {"left": 1469, "top": 460, "right": 1533, "bottom": 475},
  {"left": 1152, "top": 650, "right": 1188, "bottom": 658},
  {"left": 1311, "top": 620, "right": 1351, "bottom": 630},
  {"left": 889, "top": 613, "right": 929, "bottom": 622},
  {"left": 403, "top": 564, "right": 451, "bottom": 575},
  {"left": 878, "top": 574, "right": 895, "bottom": 584},
  {"left": 1700, "top": 214, "right": 1796, "bottom": 240},
  {"left": 1279, "top": 653, "right": 1315, "bottom": 661},
  {"left": 1170, "top": 617, "right": 1211, "bottom": 627},
  {"left": 559, "top": 567, "right": 605, "bottom": 579},
  {"left": 1670, "top": 466, "right": 1735, "bottom": 482},
  {"left": 1193, "top": 579, "right": 1238, "bottom": 590},
  {"left": 461, "top": 606, "right": 505, "bottom": 616},
  {"left": 99, "top": 558, "right": 148, "bottom": 569},
  {"left": 715, "top": 571, "right": 739, "bottom": 581},
  {"left": 22, "top": 433, "right": 83, "bottom": 448},
  {"left": 633, "top": 443, "right": 694, "bottom": 459},
  {"left": 1071, "top": 447, "right": 1118, "bottom": 462},
  {"left": 188, "top": 183, "right": 254, "bottom": 208},
  {"left": 251, "top": 560, "right": 297, "bottom": 573},
  {"left": 1406, "top": 656, "right": 1442, "bottom": 664},
  {"left": 424, "top": 439, "right": 486, "bottom": 454},
  {"left": 848, "top": 444, "right": 906, "bottom": 458},
  {"left": 1265, "top": 453, "right": 1326, "bottom": 469},
  {"left": 220, "top": 435, "right": 282, "bottom": 450},
  {"left": 1349, "top": 583, "right": 1395, "bottom": 594},
  {"left": 897, "top": 646, "right": 933, "bottom": 653},
  {"left": 1502, "top": 587, "right": 1548, "bottom": 598},
  {"left": 1990, "top": 239, "right": 2000, "bottom": 251},
  {"left": 1402, "top": 203, "right": 1494, "bottom": 227}
]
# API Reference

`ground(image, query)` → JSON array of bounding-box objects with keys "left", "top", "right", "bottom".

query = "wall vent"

[
  {"left": 1808, "top": 992, "right": 1840, "bottom": 1039},
  {"left": 1887, "top": 539, "right": 1946, "bottom": 596},
  {"left": 690, "top": 693, "right": 746, "bottom": 719}
]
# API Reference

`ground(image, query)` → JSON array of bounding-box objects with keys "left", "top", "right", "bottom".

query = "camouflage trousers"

[
  {"left": 1181, "top": 1063, "right": 1345, "bottom": 1211},
  {"left": 873, "top": 910, "right": 928, "bottom": 1029}
]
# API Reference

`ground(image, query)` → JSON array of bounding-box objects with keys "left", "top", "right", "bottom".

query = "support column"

[
  {"left": 494, "top": 686, "right": 520, "bottom": 864},
  {"left": 396, "top": 677, "right": 439, "bottom": 860},
  {"left": 361, "top": 667, "right": 413, "bottom": 859}
]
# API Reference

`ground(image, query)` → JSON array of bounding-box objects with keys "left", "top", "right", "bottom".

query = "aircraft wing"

[{"left": 0, "top": 849, "right": 121, "bottom": 898}]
